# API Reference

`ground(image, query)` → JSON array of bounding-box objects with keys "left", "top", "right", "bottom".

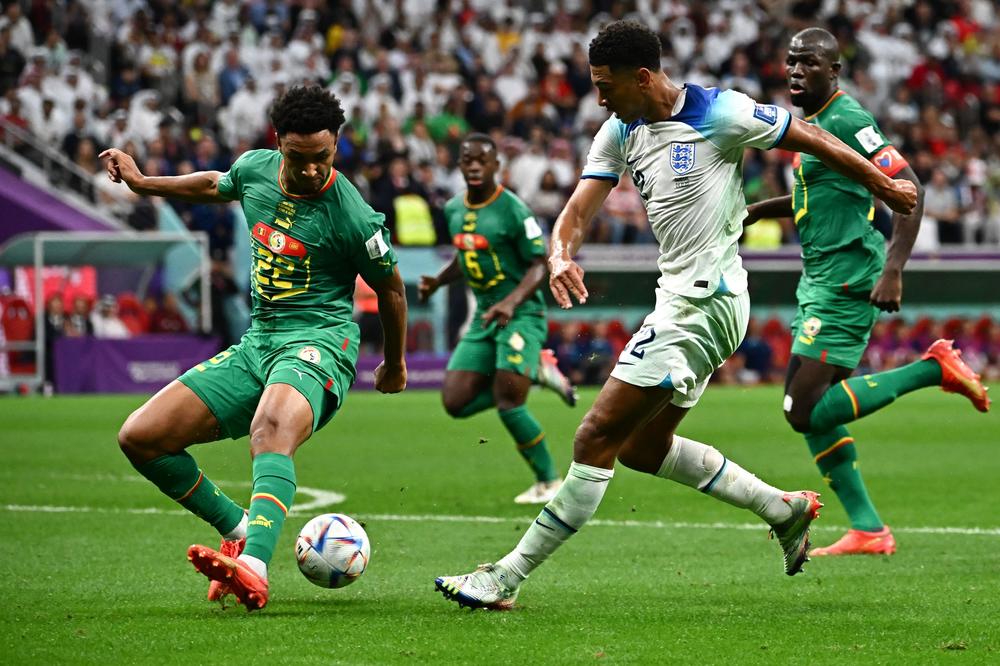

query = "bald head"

[
  {"left": 786, "top": 27, "right": 842, "bottom": 114},
  {"left": 790, "top": 28, "right": 841, "bottom": 65}
]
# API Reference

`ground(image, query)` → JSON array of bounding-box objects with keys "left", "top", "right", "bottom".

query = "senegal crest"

[
  {"left": 297, "top": 346, "right": 322, "bottom": 364},
  {"left": 802, "top": 317, "right": 822, "bottom": 337},
  {"left": 268, "top": 230, "right": 286, "bottom": 253},
  {"left": 669, "top": 142, "right": 696, "bottom": 175}
]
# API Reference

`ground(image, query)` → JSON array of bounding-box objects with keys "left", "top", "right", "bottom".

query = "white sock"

[
  {"left": 497, "top": 461, "right": 614, "bottom": 584},
  {"left": 238, "top": 553, "right": 268, "bottom": 580},
  {"left": 657, "top": 435, "right": 792, "bottom": 525},
  {"left": 223, "top": 512, "right": 248, "bottom": 541}
]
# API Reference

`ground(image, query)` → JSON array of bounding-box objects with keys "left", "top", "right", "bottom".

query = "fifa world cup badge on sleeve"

[{"left": 753, "top": 103, "right": 778, "bottom": 125}]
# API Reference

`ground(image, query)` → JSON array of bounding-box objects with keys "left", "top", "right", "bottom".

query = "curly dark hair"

[
  {"left": 588, "top": 20, "right": 662, "bottom": 71},
  {"left": 268, "top": 86, "right": 346, "bottom": 137}
]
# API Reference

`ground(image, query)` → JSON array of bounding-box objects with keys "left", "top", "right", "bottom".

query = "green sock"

[
  {"left": 134, "top": 452, "right": 245, "bottom": 535},
  {"left": 809, "top": 359, "right": 942, "bottom": 432},
  {"left": 806, "top": 426, "right": 883, "bottom": 531},
  {"left": 456, "top": 388, "right": 495, "bottom": 417},
  {"left": 499, "top": 405, "right": 558, "bottom": 482},
  {"left": 243, "top": 452, "right": 296, "bottom": 566}
]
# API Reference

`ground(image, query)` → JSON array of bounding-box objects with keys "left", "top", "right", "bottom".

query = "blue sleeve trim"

[
  {"left": 671, "top": 84, "right": 720, "bottom": 133},
  {"left": 581, "top": 173, "right": 620, "bottom": 184},
  {"left": 768, "top": 111, "right": 792, "bottom": 149}
]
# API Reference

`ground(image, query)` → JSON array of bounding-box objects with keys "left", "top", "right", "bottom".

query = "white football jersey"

[{"left": 582, "top": 84, "right": 791, "bottom": 298}]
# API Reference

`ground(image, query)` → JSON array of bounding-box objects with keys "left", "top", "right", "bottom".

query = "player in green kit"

[
  {"left": 418, "top": 134, "right": 576, "bottom": 504},
  {"left": 745, "top": 29, "right": 990, "bottom": 556},
  {"left": 100, "top": 87, "right": 407, "bottom": 610}
]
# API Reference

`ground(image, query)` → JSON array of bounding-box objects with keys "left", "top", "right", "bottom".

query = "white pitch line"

[{"left": 6, "top": 504, "right": 999, "bottom": 537}]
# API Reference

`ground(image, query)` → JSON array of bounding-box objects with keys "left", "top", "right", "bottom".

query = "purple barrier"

[
  {"left": 54, "top": 335, "right": 221, "bottom": 394},
  {"left": 353, "top": 353, "right": 448, "bottom": 390},
  {"left": 0, "top": 168, "right": 111, "bottom": 245}
]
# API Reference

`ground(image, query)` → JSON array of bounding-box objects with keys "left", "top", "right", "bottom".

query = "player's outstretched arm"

[
  {"left": 776, "top": 119, "right": 917, "bottom": 215},
  {"left": 744, "top": 195, "right": 792, "bottom": 227},
  {"left": 870, "top": 164, "right": 925, "bottom": 312},
  {"left": 549, "top": 178, "right": 614, "bottom": 309},
  {"left": 371, "top": 266, "right": 408, "bottom": 393},
  {"left": 99, "top": 148, "right": 229, "bottom": 203},
  {"left": 417, "top": 254, "right": 462, "bottom": 304}
]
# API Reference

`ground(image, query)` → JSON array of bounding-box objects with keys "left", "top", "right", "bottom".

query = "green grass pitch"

[{"left": 1, "top": 386, "right": 997, "bottom": 664}]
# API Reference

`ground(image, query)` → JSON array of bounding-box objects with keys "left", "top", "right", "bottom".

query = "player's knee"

[
  {"left": 117, "top": 411, "right": 156, "bottom": 460},
  {"left": 441, "top": 393, "right": 468, "bottom": 418},
  {"left": 249, "top": 413, "right": 306, "bottom": 455},
  {"left": 573, "top": 412, "right": 623, "bottom": 463},
  {"left": 783, "top": 395, "right": 813, "bottom": 434}
]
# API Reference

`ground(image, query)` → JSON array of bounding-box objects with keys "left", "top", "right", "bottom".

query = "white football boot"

[
  {"left": 513, "top": 479, "right": 563, "bottom": 504},
  {"left": 435, "top": 563, "right": 520, "bottom": 610}
]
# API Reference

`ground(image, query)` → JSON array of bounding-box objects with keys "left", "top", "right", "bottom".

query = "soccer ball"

[{"left": 294, "top": 513, "right": 371, "bottom": 588}]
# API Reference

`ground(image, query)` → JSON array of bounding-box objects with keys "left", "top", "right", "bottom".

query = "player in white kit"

[{"left": 434, "top": 20, "right": 918, "bottom": 609}]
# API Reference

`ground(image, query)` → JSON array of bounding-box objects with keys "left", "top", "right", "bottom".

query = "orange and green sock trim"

[
  {"left": 500, "top": 405, "right": 557, "bottom": 482},
  {"left": 134, "top": 451, "right": 245, "bottom": 535},
  {"left": 809, "top": 359, "right": 942, "bottom": 432},
  {"left": 805, "top": 426, "right": 883, "bottom": 532},
  {"left": 243, "top": 452, "right": 296, "bottom": 565}
]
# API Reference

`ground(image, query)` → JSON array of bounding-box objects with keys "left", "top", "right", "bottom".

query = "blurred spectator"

[
  {"left": 0, "top": 25, "right": 25, "bottom": 96},
  {"left": 149, "top": 293, "right": 190, "bottom": 334},
  {"left": 91, "top": 295, "right": 131, "bottom": 339},
  {"left": 923, "top": 168, "right": 963, "bottom": 244},
  {"left": 64, "top": 296, "right": 92, "bottom": 337}
]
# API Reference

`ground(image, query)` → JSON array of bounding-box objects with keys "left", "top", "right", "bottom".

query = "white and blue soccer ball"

[{"left": 295, "top": 513, "right": 370, "bottom": 588}]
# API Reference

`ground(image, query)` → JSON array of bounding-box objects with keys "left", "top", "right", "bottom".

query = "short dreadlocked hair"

[
  {"left": 588, "top": 20, "right": 662, "bottom": 72},
  {"left": 461, "top": 132, "right": 497, "bottom": 152},
  {"left": 268, "top": 86, "right": 346, "bottom": 137}
]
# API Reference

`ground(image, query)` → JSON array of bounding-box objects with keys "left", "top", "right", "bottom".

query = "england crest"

[{"left": 669, "top": 142, "right": 696, "bottom": 175}]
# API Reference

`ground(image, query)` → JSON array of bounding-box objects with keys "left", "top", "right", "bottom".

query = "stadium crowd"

[
  {"left": 0, "top": 0, "right": 999, "bottom": 252},
  {"left": 548, "top": 314, "right": 1000, "bottom": 385},
  {"left": 2, "top": 0, "right": 1000, "bottom": 390}
]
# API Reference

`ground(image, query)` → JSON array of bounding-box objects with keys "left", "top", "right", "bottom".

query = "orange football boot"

[
  {"left": 922, "top": 339, "right": 990, "bottom": 412},
  {"left": 206, "top": 537, "right": 245, "bottom": 602},
  {"left": 810, "top": 526, "right": 896, "bottom": 556},
  {"left": 188, "top": 544, "right": 268, "bottom": 611}
]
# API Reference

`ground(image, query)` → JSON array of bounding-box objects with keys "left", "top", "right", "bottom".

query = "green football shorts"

[
  {"left": 790, "top": 279, "right": 879, "bottom": 369},
  {"left": 178, "top": 327, "right": 358, "bottom": 439},
  {"left": 447, "top": 310, "right": 547, "bottom": 379}
]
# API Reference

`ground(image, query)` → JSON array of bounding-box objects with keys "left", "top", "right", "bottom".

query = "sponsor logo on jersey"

[
  {"left": 854, "top": 126, "right": 884, "bottom": 153},
  {"left": 365, "top": 231, "right": 390, "bottom": 259},
  {"left": 452, "top": 233, "right": 489, "bottom": 250},
  {"left": 871, "top": 146, "right": 906, "bottom": 176},
  {"left": 252, "top": 222, "right": 306, "bottom": 257},
  {"left": 298, "top": 346, "right": 322, "bottom": 364},
  {"left": 669, "top": 142, "right": 696, "bottom": 175},
  {"left": 506, "top": 353, "right": 523, "bottom": 365},
  {"left": 753, "top": 103, "right": 778, "bottom": 125},
  {"left": 508, "top": 332, "right": 525, "bottom": 352}
]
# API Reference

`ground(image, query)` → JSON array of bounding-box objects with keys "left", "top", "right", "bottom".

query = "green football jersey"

[
  {"left": 217, "top": 149, "right": 397, "bottom": 331},
  {"left": 444, "top": 186, "right": 547, "bottom": 315},
  {"left": 792, "top": 91, "right": 906, "bottom": 288}
]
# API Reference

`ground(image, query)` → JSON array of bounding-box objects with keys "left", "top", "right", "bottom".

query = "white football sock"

[
  {"left": 497, "top": 461, "right": 614, "bottom": 584},
  {"left": 223, "top": 512, "right": 248, "bottom": 541},
  {"left": 238, "top": 553, "right": 268, "bottom": 580},
  {"left": 657, "top": 435, "right": 792, "bottom": 525}
]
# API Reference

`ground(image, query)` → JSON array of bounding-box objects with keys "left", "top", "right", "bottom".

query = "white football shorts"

[{"left": 610, "top": 288, "right": 749, "bottom": 408}]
